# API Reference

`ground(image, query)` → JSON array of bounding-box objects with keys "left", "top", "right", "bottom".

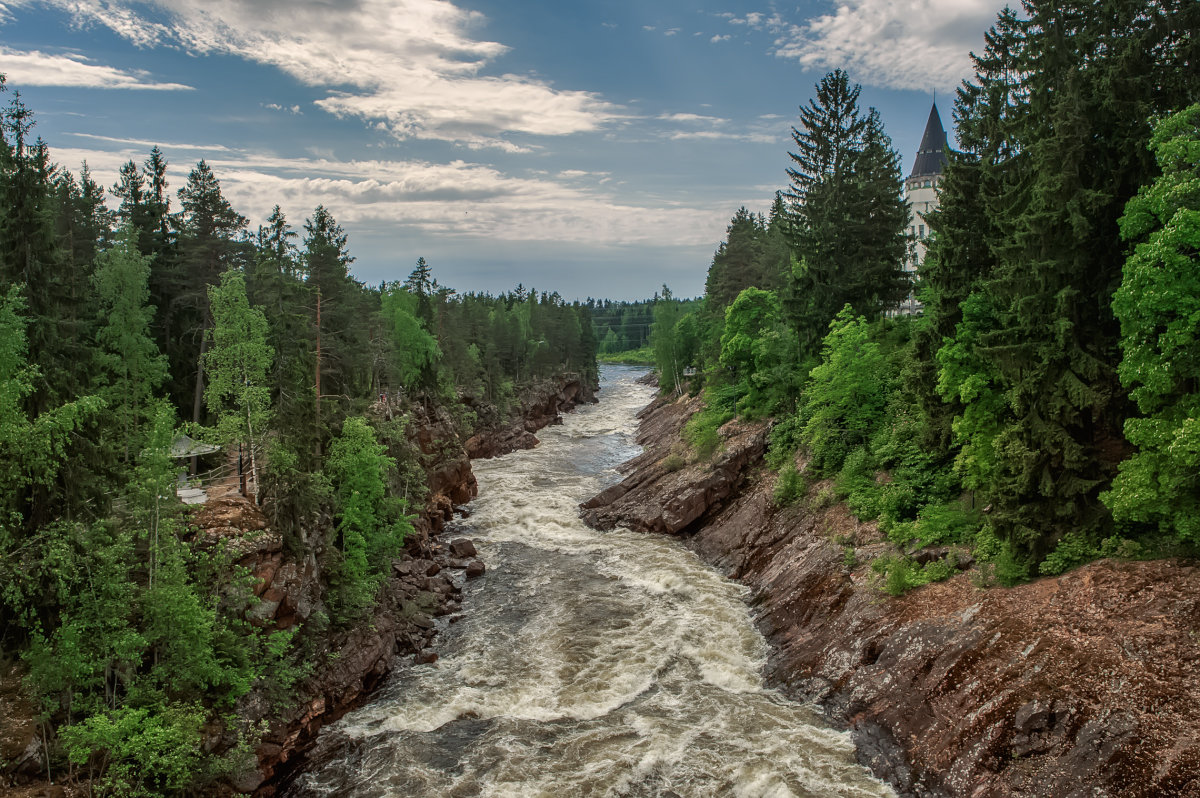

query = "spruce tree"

[
  {"left": 174, "top": 160, "right": 248, "bottom": 426},
  {"left": 782, "top": 70, "right": 909, "bottom": 356},
  {"left": 93, "top": 222, "right": 169, "bottom": 462}
]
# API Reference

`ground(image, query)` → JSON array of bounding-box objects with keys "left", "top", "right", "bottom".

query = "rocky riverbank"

[{"left": 582, "top": 390, "right": 1200, "bottom": 797}]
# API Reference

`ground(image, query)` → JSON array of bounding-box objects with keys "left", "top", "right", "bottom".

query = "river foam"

[{"left": 290, "top": 366, "right": 893, "bottom": 798}]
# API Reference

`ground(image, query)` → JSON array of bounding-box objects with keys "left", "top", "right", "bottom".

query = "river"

[{"left": 290, "top": 365, "right": 893, "bottom": 798}]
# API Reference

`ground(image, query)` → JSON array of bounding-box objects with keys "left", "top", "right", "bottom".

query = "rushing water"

[{"left": 290, "top": 366, "right": 893, "bottom": 798}]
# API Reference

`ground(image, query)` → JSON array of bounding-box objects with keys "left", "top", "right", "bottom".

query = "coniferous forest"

[
  {"left": 647, "top": 0, "right": 1200, "bottom": 589},
  {"left": 2, "top": 0, "right": 1200, "bottom": 793},
  {"left": 0, "top": 72, "right": 598, "bottom": 791}
]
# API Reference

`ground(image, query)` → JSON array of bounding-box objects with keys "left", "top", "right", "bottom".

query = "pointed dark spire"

[{"left": 909, "top": 103, "right": 948, "bottom": 178}]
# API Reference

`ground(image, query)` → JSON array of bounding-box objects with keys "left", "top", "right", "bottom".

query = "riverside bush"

[
  {"left": 772, "top": 461, "right": 807, "bottom": 507},
  {"left": 684, "top": 405, "right": 733, "bottom": 461}
]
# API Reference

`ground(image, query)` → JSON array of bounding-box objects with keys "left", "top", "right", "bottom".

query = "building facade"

[{"left": 895, "top": 103, "right": 949, "bottom": 315}]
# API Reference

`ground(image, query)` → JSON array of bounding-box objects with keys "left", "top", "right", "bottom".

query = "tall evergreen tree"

[
  {"left": 782, "top": 70, "right": 910, "bottom": 356},
  {"left": 704, "top": 207, "right": 764, "bottom": 314},
  {"left": 934, "top": 0, "right": 1200, "bottom": 565},
  {"left": 93, "top": 222, "right": 169, "bottom": 462},
  {"left": 174, "top": 160, "right": 248, "bottom": 426}
]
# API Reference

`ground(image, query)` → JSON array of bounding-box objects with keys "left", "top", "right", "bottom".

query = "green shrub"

[
  {"left": 773, "top": 461, "right": 807, "bottom": 507},
  {"left": 62, "top": 702, "right": 205, "bottom": 797},
  {"left": 1039, "top": 532, "right": 1100, "bottom": 576},
  {"left": 871, "top": 553, "right": 958, "bottom": 596},
  {"left": 974, "top": 526, "right": 1032, "bottom": 586},
  {"left": 684, "top": 405, "right": 733, "bottom": 462},
  {"left": 662, "top": 453, "right": 686, "bottom": 472},
  {"left": 889, "top": 501, "right": 981, "bottom": 550}
]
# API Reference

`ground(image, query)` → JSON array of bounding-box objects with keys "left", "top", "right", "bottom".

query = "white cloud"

[
  {"left": 65, "top": 132, "right": 232, "bottom": 151},
  {"left": 0, "top": 45, "right": 191, "bottom": 89},
  {"left": 772, "top": 0, "right": 1001, "bottom": 90},
  {"left": 710, "top": 34, "right": 730, "bottom": 43},
  {"left": 642, "top": 24, "right": 656, "bottom": 31},
  {"left": 47, "top": 139, "right": 726, "bottom": 250},
  {"left": 27, "top": 0, "right": 620, "bottom": 147},
  {"left": 657, "top": 110, "right": 779, "bottom": 145},
  {"left": 658, "top": 112, "right": 728, "bottom": 124},
  {"left": 263, "top": 102, "right": 301, "bottom": 114},
  {"left": 667, "top": 130, "right": 778, "bottom": 145}
]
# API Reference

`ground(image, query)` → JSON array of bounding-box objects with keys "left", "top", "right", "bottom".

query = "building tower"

[{"left": 896, "top": 103, "right": 949, "bottom": 315}]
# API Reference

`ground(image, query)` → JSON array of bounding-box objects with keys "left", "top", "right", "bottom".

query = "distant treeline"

[{"left": 588, "top": 296, "right": 700, "bottom": 354}]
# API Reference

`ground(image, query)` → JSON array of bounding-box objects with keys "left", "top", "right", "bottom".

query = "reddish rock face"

[
  {"left": 465, "top": 374, "right": 598, "bottom": 460},
  {"left": 582, "top": 393, "right": 1200, "bottom": 798}
]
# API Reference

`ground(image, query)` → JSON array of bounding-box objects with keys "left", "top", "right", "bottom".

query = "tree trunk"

[{"left": 191, "top": 321, "right": 209, "bottom": 474}]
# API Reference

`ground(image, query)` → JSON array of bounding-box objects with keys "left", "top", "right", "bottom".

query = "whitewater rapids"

[{"left": 290, "top": 365, "right": 893, "bottom": 798}]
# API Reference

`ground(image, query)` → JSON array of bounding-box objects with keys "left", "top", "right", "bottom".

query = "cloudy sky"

[{"left": 0, "top": 0, "right": 1003, "bottom": 300}]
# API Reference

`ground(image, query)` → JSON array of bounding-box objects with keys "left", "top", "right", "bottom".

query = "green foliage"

[
  {"left": 256, "top": 627, "right": 312, "bottom": 708},
  {"left": 92, "top": 222, "right": 168, "bottom": 461},
  {"left": 597, "top": 346, "right": 654, "bottom": 365},
  {"left": 772, "top": 460, "right": 807, "bottom": 507},
  {"left": 799, "top": 307, "right": 889, "bottom": 473},
  {"left": 651, "top": 286, "right": 700, "bottom": 395},
  {"left": 921, "top": 0, "right": 1200, "bottom": 569},
  {"left": 888, "top": 501, "right": 981, "bottom": 551},
  {"left": 325, "top": 417, "right": 411, "bottom": 622},
  {"left": 204, "top": 269, "right": 274, "bottom": 494},
  {"left": 61, "top": 702, "right": 205, "bottom": 797},
  {"left": 717, "top": 287, "right": 799, "bottom": 417},
  {"left": 1104, "top": 105, "right": 1200, "bottom": 546},
  {"left": 870, "top": 554, "right": 956, "bottom": 596},
  {"left": 381, "top": 284, "right": 441, "bottom": 391},
  {"left": 683, "top": 403, "right": 733, "bottom": 462},
  {"left": 783, "top": 70, "right": 910, "bottom": 356}
]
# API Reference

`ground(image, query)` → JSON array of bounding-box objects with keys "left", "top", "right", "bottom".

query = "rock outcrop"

[
  {"left": 464, "top": 373, "right": 598, "bottom": 460},
  {"left": 582, "top": 392, "right": 1200, "bottom": 797}
]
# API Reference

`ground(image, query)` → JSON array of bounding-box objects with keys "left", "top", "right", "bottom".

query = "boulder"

[{"left": 450, "top": 538, "right": 478, "bottom": 558}]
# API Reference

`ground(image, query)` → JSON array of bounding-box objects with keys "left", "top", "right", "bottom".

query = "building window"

[{"left": 919, "top": 224, "right": 925, "bottom": 237}]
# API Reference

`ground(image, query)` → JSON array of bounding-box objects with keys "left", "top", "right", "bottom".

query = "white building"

[{"left": 895, "top": 103, "right": 949, "bottom": 315}]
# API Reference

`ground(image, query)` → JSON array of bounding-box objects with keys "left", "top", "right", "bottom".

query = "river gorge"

[{"left": 289, "top": 366, "right": 893, "bottom": 797}]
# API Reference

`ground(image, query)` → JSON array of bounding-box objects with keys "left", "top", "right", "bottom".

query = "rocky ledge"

[
  {"left": 581, "top": 391, "right": 1200, "bottom": 797},
  {"left": 465, "top": 373, "right": 598, "bottom": 459}
]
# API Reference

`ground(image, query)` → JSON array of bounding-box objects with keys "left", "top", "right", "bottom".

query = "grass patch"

[
  {"left": 598, "top": 346, "right": 654, "bottom": 365},
  {"left": 684, "top": 405, "right": 733, "bottom": 462}
]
